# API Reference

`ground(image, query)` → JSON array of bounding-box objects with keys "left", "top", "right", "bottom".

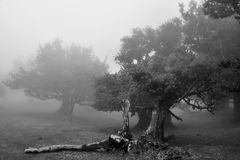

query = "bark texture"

[
  {"left": 144, "top": 108, "right": 167, "bottom": 141},
  {"left": 25, "top": 135, "right": 131, "bottom": 153},
  {"left": 55, "top": 97, "right": 75, "bottom": 121},
  {"left": 145, "top": 110, "right": 158, "bottom": 136},
  {"left": 134, "top": 109, "right": 152, "bottom": 130}
]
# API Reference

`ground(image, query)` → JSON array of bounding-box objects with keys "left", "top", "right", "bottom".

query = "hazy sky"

[{"left": 0, "top": 0, "right": 193, "bottom": 75}]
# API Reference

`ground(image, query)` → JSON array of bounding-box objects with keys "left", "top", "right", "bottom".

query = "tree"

[
  {"left": 94, "top": 15, "right": 223, "bottom": 141},
  {"left": 0, "top": 83, "right": 5, "bottom": 98},
  {"left": 117, "top": 20, "right": 184, "bottom": 129},
  {"left": 94, "top": 28, "right": 156, "bottom": 130},
  {"left": 95, "top": 0, "right": 240, "bottom": 141},
  {"left": 3, "top": 39, "right": 108, "bottom": 119},
  {"left": 181, "top": 0, "right": 240, "bottom": 122},
  {"left": 130, "top": 54, "right": 222, "bottom": 141},
  {"left": 94, "top": 21, "right": 185, "bottom": 130},
  {"left": 202, "top": 0, "right": 240, "bottom": 21},
  {"left": 180, "top": 1, "right": 240, "bottom": 61}
]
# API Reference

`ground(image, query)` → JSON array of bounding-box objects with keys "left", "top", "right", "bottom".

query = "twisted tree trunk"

[
  {"left": 145, "top": 110, "right": 158, "bottom": 139},
  {"left": 144, "top": 108, "right": 167, "bottom": 141},
  {"left": 134, "top": 109, "right": 152, "bottom": 130},
  {"left": 55, "top": 96, "right": 75, "bottom": 121},
  {"left": 144, "top": 103, "right": 177, "bottom": 142}
]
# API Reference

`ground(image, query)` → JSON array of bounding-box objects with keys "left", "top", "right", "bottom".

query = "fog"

[
  {"left": 0, "top": 0, "right": 235, "bottom": 132},
  {"left": 0, "top": 0, "right": 192, "bottom": 118},
  {"left": 0, "top": 0, "right": 192, "bottom": 75},
  {"left": 0, "top": 0, "right": 239, "bottom": 159}
]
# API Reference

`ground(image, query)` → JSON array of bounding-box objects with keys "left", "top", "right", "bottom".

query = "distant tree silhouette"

[
  {"left": 0, "top": 83, "right": 5, "bottom": 98},
  {"left": 3, "top": 39, "right": 108, "bottom": 119}
]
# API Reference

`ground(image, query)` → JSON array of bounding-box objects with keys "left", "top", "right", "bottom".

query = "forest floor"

[{"left": 0, "top": 108, "right": 240, "bottom": 160}]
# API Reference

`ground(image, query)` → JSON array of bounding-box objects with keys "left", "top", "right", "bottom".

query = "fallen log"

[
  {"left": 24, "top": 99, "right": 168, "bottom": 154},
  {"left": 25, "top": 135, "right": 130, "bottom": 153},
  {"left": 25, "top": 99, "right": 134, "bottom": 154}
]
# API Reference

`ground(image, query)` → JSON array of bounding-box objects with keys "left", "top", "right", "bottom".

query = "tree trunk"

[
  {"left": 144, "top": 108, "right": 167, "bottom": 142},
  {"left": 134, "top": 109, "right": 152, "bottom": 130},
  {"left": 157, "top": 108, "right": 167, "bottom": 141},
  {"left": 233, "top": 92, "right": 240, "bottom": 123},
  {"left": 55, "top": 100, "right": 69, "bottom": 115},
  {"left": 55, "top": 98, "right": 75, "bottom": 121},
  {"left": 165, "top": 112, "right": 174, "bottom": 128},
  {"left": 118, "top": 99, "right": 133, "bottom": 140},
  {"left": 145, "top": 110, "right": 158, "bottom": 137}
]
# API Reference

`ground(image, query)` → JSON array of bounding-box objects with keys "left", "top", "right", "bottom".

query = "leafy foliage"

[
  {"left": 95, "top": 10, "right": 223, "bottom": 116},
  {"left": 95, "top": 0, "right": 240, "bottom": 135},
  {"left": 202, "top": 0, "right": 240, "bottom": 21},
  {"left": 94, "top": 72, "right": 131, "bottom": 112},
  {"left": 180, "top": 1, "right": 240, "bottom": 61}
]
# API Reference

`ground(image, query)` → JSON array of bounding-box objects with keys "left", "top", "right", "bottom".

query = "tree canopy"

[
  {"left": 181, "top": 1, "right": 240, "bottom": 61},
  {"left": 202, "top": 0, "right": 240, "bottom": 21}
]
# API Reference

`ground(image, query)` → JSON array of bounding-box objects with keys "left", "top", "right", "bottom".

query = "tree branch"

[
  {"left": 168, "top": 110, "right": 183, "bottom": 121},
  {"left": 183, "top": 97, "right": 215, "bottom": 115}
]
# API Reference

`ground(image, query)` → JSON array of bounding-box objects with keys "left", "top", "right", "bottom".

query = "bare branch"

[
  {"left": 183, "top": 97, "right": 214, "bottom": 115},
  {"left": 168, "top": 110, "right": 183, "bottom": 121}
]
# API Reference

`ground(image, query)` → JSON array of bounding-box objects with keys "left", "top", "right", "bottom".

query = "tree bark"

[
  {"left": 134, "top": 109, "right": 152, "bottom": 130},
  {"left": 145, "top": 110, "right": 158, "bottom": 137},
  {"left": 24, "top": 135, "right": 130, "bottom": 153},
  {"left": 233, "top": 92, "right": 240, "bottom": 123},
  {"left": 144, "top": 108, "right": 167, "bottom": 142},
  {"left": 55, "top": 97, "right": 75, "bottom": 121},
  {"left": 156, "top": 108, "right": 167, "bottom": 141},
  {"left": 118, "top": 99, "right": 133, "bottom": 140}
]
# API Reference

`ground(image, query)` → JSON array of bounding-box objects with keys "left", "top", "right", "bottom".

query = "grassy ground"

[
  {"left": 0, "top": 107, "right": 240, "bottom": 160},
  {"left": 170, "top": 110, "right": 240, "bottom": 160}
]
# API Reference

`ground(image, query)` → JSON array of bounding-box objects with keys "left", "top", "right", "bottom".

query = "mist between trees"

[{"left": 1, "top": 0, "right": 240, "bottom": 142}]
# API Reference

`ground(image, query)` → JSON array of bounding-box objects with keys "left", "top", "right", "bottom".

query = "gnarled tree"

[
  {"left": 3, "top": 39, "right": 108, "bottom": 119},
  {"left": 130, "top": 57, "right": 222, "bottom": 141}
]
